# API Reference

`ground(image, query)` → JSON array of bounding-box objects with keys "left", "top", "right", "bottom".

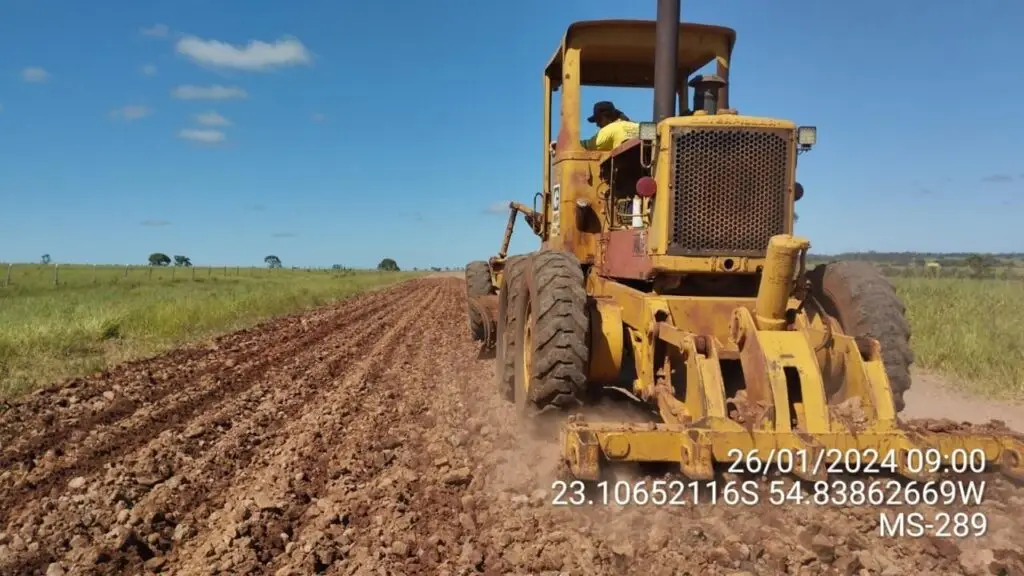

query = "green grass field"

[
  {"left": 1, "top": 264, "right": 1021, "bottom": 402},
  {"left": 0, "top": 264, "right": 420, "bottom": 398},
  {"left": 892, "top": 276, "right": 1024, "bottom": 398}
]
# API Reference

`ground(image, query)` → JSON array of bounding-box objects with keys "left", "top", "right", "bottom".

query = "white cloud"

[
  {"left": 178, "top": 128, "right": 226, "bottom": 143},
  {"left": 175, "top": 35, "right": 311, "bottom": 71},
  {"left": 194, "top": 111, "right": 231, "bottom": 126},
  {"left": 141, "top": 24, "right": 170, "bottom": 37},
  {"left": 110, "top": 105, "right": 152, "bottom": 121},
  {"left": 141, "top": 64, "right": 158, "bottom": 76},
  {"left": 311, "top": 112, "right": 327, "bottom": 123},
  {"left": 22, "top": 67, "right": 50, "bottom": 83},
  {"left": 171, "top": 84, "right": 248, "bottom": 100}
]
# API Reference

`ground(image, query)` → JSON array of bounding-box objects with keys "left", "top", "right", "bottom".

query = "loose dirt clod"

[{"left": 0, "top": 278, "right": 1020, "bottom": 575}]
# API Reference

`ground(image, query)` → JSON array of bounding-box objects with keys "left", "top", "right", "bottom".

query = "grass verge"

[
  {"left": 0, "top": 268, "right": 419, "bottom": 398},
  {"left": 892, "top": 276, "right": 1024, "bottom": 398},
  {"left": 3, "top": 266, "right": 1018, "bottom": 401}
]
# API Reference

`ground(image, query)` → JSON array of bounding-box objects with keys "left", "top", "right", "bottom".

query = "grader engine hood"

[{"left": 651, "top": 117, "right": 800, "bottom": 260}]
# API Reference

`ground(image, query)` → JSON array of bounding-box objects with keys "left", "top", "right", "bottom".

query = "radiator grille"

[{"left": 668, "top": 128, "right": 789, "bottom": 256}]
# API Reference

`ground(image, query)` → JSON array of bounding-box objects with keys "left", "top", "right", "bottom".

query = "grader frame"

[{"left": 465, "top": 0, "right": 1024, "bottom": 483}]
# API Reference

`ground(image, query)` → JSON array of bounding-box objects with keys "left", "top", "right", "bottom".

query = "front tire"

[
  {"left": 809, "top": 261, "right": 914, "bottom": 412},
  {"left": 513, "top": 251, "right": 590, "bottom": 412}
]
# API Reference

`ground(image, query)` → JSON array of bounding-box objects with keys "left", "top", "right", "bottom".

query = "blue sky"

[{"left": 1, "top": 0, "right": 1021, "bottom": 269}]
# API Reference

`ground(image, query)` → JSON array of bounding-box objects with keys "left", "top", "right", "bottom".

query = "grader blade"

[
  {"left": 559, "top": 298, "right": 1024, "bottom": 484},
  {"left": 561, "top": 418, "right": 1024, "bottom": 484}
]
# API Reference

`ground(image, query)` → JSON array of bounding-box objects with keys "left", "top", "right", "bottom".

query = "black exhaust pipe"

[{"left": 653, "top": 0, "right": 681, "bottom": 123}]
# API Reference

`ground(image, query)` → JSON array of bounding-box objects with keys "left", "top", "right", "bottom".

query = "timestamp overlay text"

[{"left": 551, "top": 447, "right": 993, "bottom": 539}]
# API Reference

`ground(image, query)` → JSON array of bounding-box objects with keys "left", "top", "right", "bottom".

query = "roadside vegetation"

[
  {"left": 805, "top": 251, "right": 1024, "bottom": 398},
  {"left": 3, "top": 251, "right": 1021, "bottom": 402},
  {"left": 891, "top": 276, "right": 1024, "bottom": 399},
  {"left": 0, "top": 262, "right": 419, "bottom": 398}
]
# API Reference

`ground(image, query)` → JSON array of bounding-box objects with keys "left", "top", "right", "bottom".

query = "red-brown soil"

[{"left": 0, "top": 278, "right": 1021, "bottom": 575}]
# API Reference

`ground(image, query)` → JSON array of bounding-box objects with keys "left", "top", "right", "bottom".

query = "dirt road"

[
  {"left": 904, "top": 371, "right": 1024, "bottom": 433},
  {"left": 0, "top": 278, "right": 1021, "bottom": 575}
]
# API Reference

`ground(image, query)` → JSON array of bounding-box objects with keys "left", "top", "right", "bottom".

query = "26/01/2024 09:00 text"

[{"left": 722, "top": 447, "right": 990, "bottom": 476}]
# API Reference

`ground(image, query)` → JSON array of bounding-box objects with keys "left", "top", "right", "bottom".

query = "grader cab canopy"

[
  {"left": 465, "top": 0, "right": 1024, "bottom": 486},
  {"left": 543, "top": 20, "right": 734, "bottom": 89}
]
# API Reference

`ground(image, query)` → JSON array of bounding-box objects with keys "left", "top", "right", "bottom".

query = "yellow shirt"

[{"left": 581, "top": 119, "right": 640, "bottom": 151}]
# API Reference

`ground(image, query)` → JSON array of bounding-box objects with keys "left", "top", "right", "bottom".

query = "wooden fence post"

[
  {"left": 53, "top": 263, "right": 59, "bottom": 287},
  {"left": 4, "top": 263, "right": 11, "bottom": 287}
]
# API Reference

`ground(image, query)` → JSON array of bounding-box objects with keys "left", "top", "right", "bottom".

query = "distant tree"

[
  {"left": 41, "top": 254, "right": 51, "bottom": 265},
  {"left": 148, "top": 252, "right": 171, "bottom": 266},
  {"left": 331, "top": 264, "right": 343, "bottom": 270},
  {"left": 265, "top": 255, "right": 282, "bottom": 269},
  {"left": 173, "top": 255, "right": 193, "bottom": 267},
  {"left": 964, "top": 254, "right": 993, "bottom": 278},
  {"left": 431, "top": 266, "right": 441, "bottom": 272},
  {"left": 377, "top": 258, "right": 400, "bottom": 272}
]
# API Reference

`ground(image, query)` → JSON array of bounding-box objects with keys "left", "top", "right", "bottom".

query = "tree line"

[
  {"left": 814, "top": 251, "right": 1024, "bottom": 267},
  {"left": 144, "top": 253, "right": 401, "bottom": 271}
]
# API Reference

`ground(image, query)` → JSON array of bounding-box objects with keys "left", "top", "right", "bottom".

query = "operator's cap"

[{"left": 587, "top": 101, "right": 620, "bottom": 123}]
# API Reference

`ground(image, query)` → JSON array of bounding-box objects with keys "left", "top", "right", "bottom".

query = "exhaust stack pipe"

[{"left": 653, "top": 0, "right": 681, "bottom": 123}]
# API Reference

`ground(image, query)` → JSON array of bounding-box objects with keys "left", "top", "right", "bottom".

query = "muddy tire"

[
  {"left": 513, "top": 250, "right": 589, "bottom": 412},
  {"left": 495, "top": 255, "right": 528, "bottom": 402},
  {"left": 809, "top": 261, "right": 914, "bottom": 412},
  {"left": 465, "top": 260, "right": 494, "bottom": 341}
]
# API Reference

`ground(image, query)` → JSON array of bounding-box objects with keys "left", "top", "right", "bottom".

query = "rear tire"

[
  {"left": 465, "top": 260, "right": 494, "bottom": 341},
  {"left": 513, "top": 250, "right": 590, "bottom": 412},
  {"left": 495, "top": 255, "right": 528, "bottom": 402},
  {"left": 809, "top": 261, "right": 914, "bottom": 412}
]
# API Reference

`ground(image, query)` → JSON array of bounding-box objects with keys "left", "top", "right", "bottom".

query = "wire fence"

[{"left": 0, "top": 263, "right": 363, "bottom": 290}]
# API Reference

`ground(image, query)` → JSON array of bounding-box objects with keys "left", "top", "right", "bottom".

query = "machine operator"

[{"left": 580, "top": 101, "right": 639, "bottom": 151}]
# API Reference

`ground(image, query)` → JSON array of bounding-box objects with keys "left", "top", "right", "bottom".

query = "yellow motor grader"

[{"left": 465, "top": 0, "right": 1023, "bottom": 483}]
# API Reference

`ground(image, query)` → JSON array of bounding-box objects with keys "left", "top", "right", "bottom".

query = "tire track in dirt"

[
  {"left": 276, "top": 277, "right": 481, "bottom": 575},
  {"left": 1, "top": 277, "right": 1022, "bottom": 576},
  {"left": 0, "top": 278, "right": 407, "bottom": 457},
  {"left": 0, "top": 280, "right": 404, "bottom": 472},
  {"left": 0, "top": 281, "right": 443, "bottom": 575},
  {"left": 0, "top": 282, "right": 416, "bottom": 528},
  {"left": 0, "top": 280, "right": 427, "bottom": 574},
  {"left": 0, "top": 284, "right": 394, "bottom": 459},
  {"left": 163, "top": 281, "right": 448, "bottom": 575}
]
